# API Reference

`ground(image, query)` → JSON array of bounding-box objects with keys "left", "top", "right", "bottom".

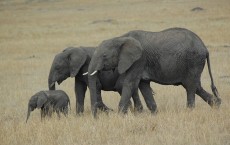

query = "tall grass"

[{"left": 0, "top": 0, "right": 230, "bottom": 144}]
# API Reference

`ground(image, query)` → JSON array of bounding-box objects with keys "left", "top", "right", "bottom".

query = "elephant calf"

[{"left": 26, "top": 90, "right": 70, "bottom": 123}]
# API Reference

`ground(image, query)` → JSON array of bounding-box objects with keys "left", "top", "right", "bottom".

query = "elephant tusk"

[
  {"left": 90, "top": 70, "right": 97, "bottom": 76},
  {"left": 50, "top": 82, "right": 55, "bottom": 88},
  {"left": 83, "top": 72, "right": 88, "bottom": 75}
]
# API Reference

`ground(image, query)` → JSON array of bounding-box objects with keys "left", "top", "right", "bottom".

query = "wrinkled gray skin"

[
  {"left": 26, "top": 90, "right": 70, "bottom": 123},
  {"left": 48, "top": 47, "right": 143, "bottom": 115},
  {"left": 88, "top": 27, "right": 221, "bottom": 117}
]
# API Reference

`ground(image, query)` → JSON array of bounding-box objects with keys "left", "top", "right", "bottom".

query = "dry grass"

[{"left": 0, "top": 0, "right": 230, "bottom": 144}]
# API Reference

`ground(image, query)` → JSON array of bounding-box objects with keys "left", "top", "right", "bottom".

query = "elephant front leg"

[
  {"left": 118, "top": 84, "right": 134, "bottom": 114},
  {"left": 96, "top": 90, "right": 113, "bottom": 113},
  {"left": 40, "top": 108, "right": 47, "bottom": 121},
  {"left": 75, "top": 78, "right": 87, "bottom": 115},
  {"left": 95, "top": 79, "right": 113, "bottom": 112}
]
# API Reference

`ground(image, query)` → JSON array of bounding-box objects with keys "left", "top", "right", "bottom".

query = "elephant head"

[
  {"left": 48, "top": 47, "right": 87, "bottom": 90},
  {"left": 26, "top": 91, "right": 48, "bottom": 123},
  {"left": 88, "top": 37, "right": 143, "bottom": 75}
]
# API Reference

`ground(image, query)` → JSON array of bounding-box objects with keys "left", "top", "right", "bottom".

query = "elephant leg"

[
  {"left": 132, "top": 89, "right": 143, "bottom": 113},
  {"left": 40, "top": 107, "right": 47, "bottom": 121},
  {"left": 118, "top": 84, "right": 134, "bottom": 114},
  {"left": 40, "top": 109, "right": 44, "bottom": 121},
  {"left": 56, "top": 110, "right": 61, "bottom": 118},
  {"left": 186, "top": 88, "right": 196, "bottom": 108},
  {"left": 54, "top": 102, "right": 64, "bottom": 118},
  {"left": 139, "top": 81, "right": 157, "bottom": 114},
  {"left": 196, "top": 81, "right": 221, "bottom": 107},
  {"left": 183, "top": 80, "right": 197, "bottom": 108},
  {"left": 62, "top": 106, "right": 68, "bottom": 117},
  {"left": 96, "top": 89, "right": 113, "bottom": 112},
  {"left": 118, "top": 90, "right": 133, "bottom": 112},
  {"left": 75, "top": 78, "right": 87, "bottom": 115},
  {"left": 95, "top": 80, "right": 113, "bottom": 112}
]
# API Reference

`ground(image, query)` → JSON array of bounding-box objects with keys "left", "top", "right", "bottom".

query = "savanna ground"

[{"left": 0, "top": 0, "right": 230, "bottom": 144}]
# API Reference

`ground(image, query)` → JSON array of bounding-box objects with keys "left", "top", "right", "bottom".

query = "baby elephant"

[{"left": 26, "top": 90, "right": 70, "bottom": 123}]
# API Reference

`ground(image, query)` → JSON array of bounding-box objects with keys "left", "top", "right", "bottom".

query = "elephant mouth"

[
  {"left": 102, "top": 67, "right": 116, "bottom": 72},
  {"left": 57, "top": 80, "right": 63, "bottom": 85},
  {"left": 49, "top": 79, "right": 63, "bottom": 88},
  {"left": 56, "top": 77, "right": 68, "bottom": 85},
  {"left": 103, "top": 64, "right": 112, "bottom": 70}
]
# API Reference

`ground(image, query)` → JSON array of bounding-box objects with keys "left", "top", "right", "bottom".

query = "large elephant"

[
  {"left": 88, "top": 27, "right": 221, "bottom": 116},
  {"left": 48, "top": 47, "right": 143, "bottom": 115}
]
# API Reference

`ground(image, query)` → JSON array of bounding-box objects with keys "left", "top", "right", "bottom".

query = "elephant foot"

[
  {"left": 147, "top": 103, "right": 158, "bottom": 114},
  {"left": 134, "top": 105, "right": 143, "bottom": 113},
  {"left": 118, "top": 105, "right": 129, "bottom": 114},
  {"left": 186, "top": 101, "right": 195, "bottom": 109},
  {"left": 76, "top": 105, "right": 84, "bottom": 116},
  {"left": 76, "top": 112, "right": 84, "bottom": 116},
  {"left": 97, "top": 102, "right": 113, "bottom": 113},
  {"left": 151, "top": 109, "right": 158, "bottom": 115},
  {"left": 210, "top": 97, "right": 221, "bottom": 109}
]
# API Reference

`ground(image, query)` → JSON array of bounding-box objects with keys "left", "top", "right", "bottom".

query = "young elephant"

[{"left": 26, "top": 90, "right": 70, "bottom": 123}]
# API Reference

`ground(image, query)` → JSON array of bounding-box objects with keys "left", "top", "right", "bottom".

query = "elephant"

[
  {"left": 48, "top": 47, "right": 144, "bottom": 115},
  {"left": 87, "top": 27, "right": 221, "bottom": 117},
  {"left": 26, "top": 90, "right": 70, "bottom": 123}
]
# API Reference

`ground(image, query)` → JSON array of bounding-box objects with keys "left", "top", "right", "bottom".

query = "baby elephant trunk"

[{"left": 26, "top": 106, "right": 32, "bottom": 123}]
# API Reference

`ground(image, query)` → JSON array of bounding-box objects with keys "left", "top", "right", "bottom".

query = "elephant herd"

[{"left": 27, "top": 27, "right": 222, "bottom": 121}]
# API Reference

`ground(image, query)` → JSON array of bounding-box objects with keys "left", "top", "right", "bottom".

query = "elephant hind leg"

[
  {"left": 196, "top": 81, "right": 221, "bottom": 107},
  {"left": 185, "top": 86, "right": 196, "bottom": 108},
  {"left": 183, "top": 79, "right": 198, "bottom": 108},
  {"left": 63, "top": 106, "right": 69, "bottom": 117},
  {"left": 131, "top": 89, "right": 143, "bottom": 113},
  {"left": 139, "top": 81, "right": 157, "bottom": 113}
]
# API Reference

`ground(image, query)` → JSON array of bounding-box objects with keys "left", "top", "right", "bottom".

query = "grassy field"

[{"left": 0, "top": 0, "right": 230, "bottom": 144}]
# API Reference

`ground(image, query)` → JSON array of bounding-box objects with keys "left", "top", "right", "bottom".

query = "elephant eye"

[
  {"left": 55, "top": 65, "right": 61, "bottom": 70},
  {"left": 103, "top": 53, "right": 106, "bottom": 58}
]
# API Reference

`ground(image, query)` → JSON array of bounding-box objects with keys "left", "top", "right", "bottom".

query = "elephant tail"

[{"left": 206, "top": 53, "right": 219, "bottom": 98}]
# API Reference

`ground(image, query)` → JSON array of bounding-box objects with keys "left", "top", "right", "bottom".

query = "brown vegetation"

[{"left": 0, "top": 0, "right": 230, "bottom": 144}]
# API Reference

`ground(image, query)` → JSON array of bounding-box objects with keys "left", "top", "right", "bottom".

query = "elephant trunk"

[
  {"left": 26, "top": 106, "right": 31, "bottom": 123},
  {"left": 88, "top": 55, "right": 102, "bottom": 76},
  {"left": 48, "top": 78, "right": 55, "bottom": 90},
  {"left": 88, "top": 74, "right": 98, "bottom": 118},
  {"left": 88, "top": 53, "right": 104, "bottom": 117},
  {"left": 48, "top": 67, "right": 56, "bottom": 90}
]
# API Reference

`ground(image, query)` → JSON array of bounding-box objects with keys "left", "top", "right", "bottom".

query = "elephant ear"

[
  {"left": 68, "top": 48, "right": 87, "bottom": 77},
  {"left": 118, "top": 38, "right": 143, "bottom": 74},
  {"left": 37, "top": 92, "right": 48, "bottom": 109}
]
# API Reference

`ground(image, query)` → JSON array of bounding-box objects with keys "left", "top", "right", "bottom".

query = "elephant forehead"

[
  {"left": 55, "top": 53, "right": 68, "bottom": 62},
  {"left": 54, "top": 53, "right": 63, "bottom": 60},
  {"left": 29, "top": 96, "right": 37, "bottom": 104},
  {"left": 100, "top": 38, "right": 120, "bottom": 48},
  {"left": 54, "top": 58, "right": 68, "bottom": 68}
]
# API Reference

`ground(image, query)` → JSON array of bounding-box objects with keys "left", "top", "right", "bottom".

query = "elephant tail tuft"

[{"left": 206, "top": 52, "right": 219, "bottom": 98}]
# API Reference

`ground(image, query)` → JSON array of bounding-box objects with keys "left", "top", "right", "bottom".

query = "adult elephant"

[
  {"left": 88, "top": 27, "right": 221, "bottom": 117},
  {"left": 48, "top": 47, "right": 143, "bottom": 115}
]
